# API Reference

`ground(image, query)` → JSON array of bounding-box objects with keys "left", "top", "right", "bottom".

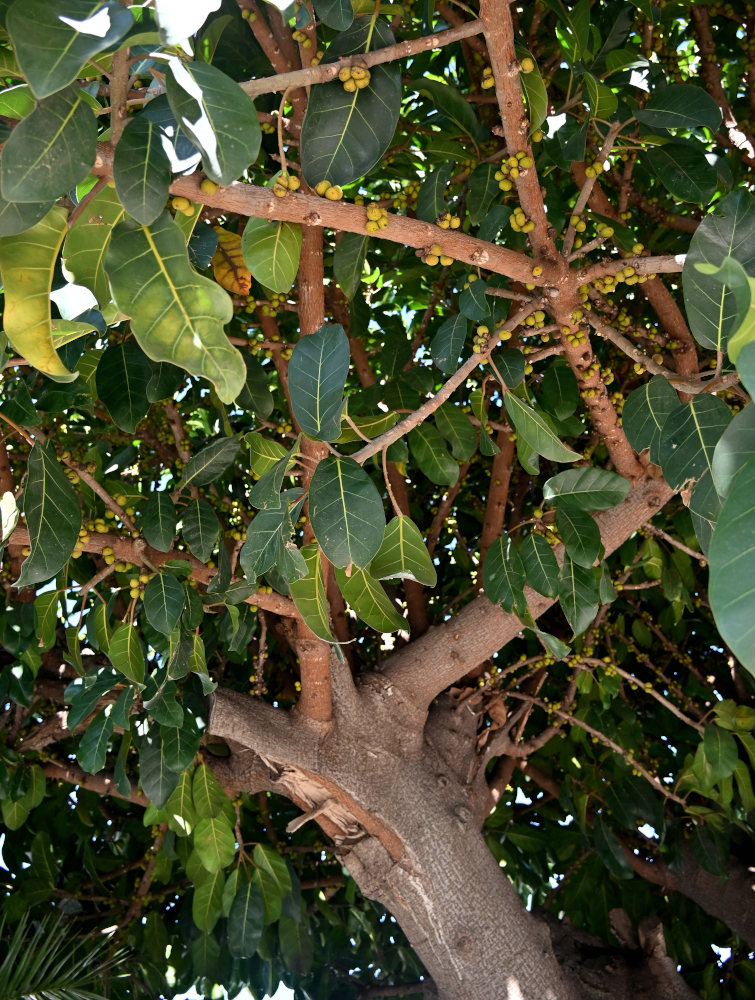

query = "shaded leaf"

[
  {"left": 96, "top": 341, "right": 152, "bottom": 433},
  {"left": 505, "top": 393, "right": 580, "bottom": 463},
  {"left": 309, "top": 456, "right": 385, "bottom": 568},
  {"left": 241, "top": 218, "right": 301, "bottom": 294},
  {"left": 143, "top": 573, "right": 186, "bottom": 635},
  {"left": 288, "top": 323, "right": 349, "bottom": 441},
  {"left": 113, "top": 115, "right": 172, "bottom": 225}
]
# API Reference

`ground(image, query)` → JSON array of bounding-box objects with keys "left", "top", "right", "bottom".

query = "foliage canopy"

[{"left": 0, "top": 1, "right": 754, "bottom": 998}]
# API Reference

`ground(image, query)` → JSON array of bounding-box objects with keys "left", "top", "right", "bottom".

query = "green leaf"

[
  {"left": 583, "top": 72, "right": 618, "bottom": 120},
  {"left": 635, "top": 84, "right": 722, "bottom": 131},
  {"left": 62, "top": 184, "right": 125, "bottom": 305},
  {"left": 240, "top": 504, "right": 290, "bottom": 580},
  {"left": 336, "top": 409, "right": 397, "bottom": 444},
  {"left": 249, "top": 436, "right": 298, "bottom": 510},
  {"left": 416, "top": 163, "right": 453, "bottom": 223},
  {"left": 162, "top": 719, "right": 202, "bottom": 773},
  {"left": 540, "top": 360, "right": 579, "bottom": 420},
  {"left": 520, "top": 532, "right": 559, "bottom": 598},
  {"left": 711, "top": 403, "right": 755, "bottom": 500},
  {"left": 289, "top": 544, "right": 335, "bottom": 643},
  {"left": 558, "top": 554, "right": 599, "bottom": 636},
  {"left": 309, "top": 456, "right": 385, "bottom": 568},
  {"left": 247, "top": 433, "right": 289, "bottom": 477},
  {"left": 430, "top": 313, "right": 468, "bottom": 374},
  {"left": 16, "top": 442, "right": 81, "bottom": 589},
  {"left": 643, "top": 141, "right": 717, "bottom": 204},
  {"left": 689, "top": 469, "right": 721, "bottom": 555},
  {"left": 96, "top": 341, "right": 152, "bottom": 433},
  {"left": 459, "top": 279, "right": 490, "bottom": 321},
  {"left": 107, "top": 622, "right": 145, "bottom": 688},
  {"left": 166, "top": 59, "right": 261, "bottom": 186},
  {"left": 228, "top": 870, "right": 265, "bottom": 958},
  {"left": 241, "top": 218, "right": 302, "bottom": 294},
  {"left": 593, "top": 816, "right": 634, "bottom": 879},
  {"left": 658, "top": 395, "right": 732, "bottom": 490},
  {"left": 555, "top": 506, "right": 601, "bottom": 568},
  {"left": 335, "top": 566, "right": 405, "bottom": 632},
  {"left": 76, "top": 705, "right": 115, "bottom": 774},
  {"left": 140, "top": 726, "right": 180, "bottom": 807},
  {"left": 736, "top": 341, "right": 755, "bottom": 398},
  {"left": 370, "top": 516, "right": 436, "bottom": 586},
  {"left": 0, "top": 207, "right": 79, "bottom": 380},
  {"left": 0, "top": 192, "right": 53, "bottom": 237},
  {"left": 193, "top": 762, "right": 231, "bottom": 819},
  {"left": 288, "top": 323, "right": 349, "bottom": 441},
  {"left": 412, "top": 77, "right": 479, "bottom": 139},
  {"left": 179, "top": 436, "right": 240, "bottom": 490},
  {"left": 622, "top": 375, "right": 679, "bottom": 464},
  {"left": 254, "top": 843, "right": 292, "bottom": 901},
  {"left": 113, "top": 115, "right": 172, "bottom": 225},
  {"left": 700, "top": 725, "right": 739, "bottom": 783},
  {"left": 193, "top": 868, "right": 225, "bottom": 932},
  {"left": 279, "top": 916, "right": 314, "bottom": 975},
  {"left": 193, "top": 814, "right": 236, "bottom": 872},
  {"left": 334, "top": 231, "right": 368, "bottom": 299},
  {"left": 166, "top": 770, "right": 196, "bottom": 837},
  {"left": 182, "top": 499, "right": 219, "bottom": 562},
  {"left": 1, "top": 799, "right": 30, "bottom": 830},
  {"left": 527, "top": 627, "right": 570, "bottom": 660},
  {"left": 543, "top": 468, "right": 631, "bottom": 511},
  {"left": 683, "top": 190, "right": 755, "bottom": 352},
  {"left": 409, "top": 424, "right": 459, "bottom": 486},
  {"left": 482, "top": 534, "right": 526, "bottom": 614},
  {"left": 520, "top": 59, "right": 548, "bottom": 132},
  {"left": 236, "top": 354, "right": 274, "bottom": 419},
  {"left": 105, "top": 213, "right": 244, "bottom": 403},
  {"left": 493, "top": 348, "right": 526, "bottom": 389},
  {"left": 504, "top": 393, "right": 580, "bottom": 464},
  {"left": 0, "top": 84, "right": 96, "bottom": 202},
  {"left": 143, "top": 492, "right": 176, "bottom": 552},
  {"left": 709, "top": 455, "right": 755, "bottom": 677},
  {"left": 313, "top": 0, "right": 353, "bottom": 29},
  {"left": 143, "top": 573, "right": 186, "bottom": 635},
  {"left": 300, "top": 17, "right": 401, "bottom": 186},
  {"left": 435, "top": 404, "right": 477, "bottom": 462},
  {"left": 7, "top": 0, "right": 133, "bottom": 99}
]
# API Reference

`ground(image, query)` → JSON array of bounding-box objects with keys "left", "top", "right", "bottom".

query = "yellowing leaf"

[{"left": 211, "top": 226, "right": 251, "bottom": 296}]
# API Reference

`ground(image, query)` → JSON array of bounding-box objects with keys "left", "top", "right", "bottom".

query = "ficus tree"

[{"left": 0, "top": 0, "right": 754, "bottom": 998}]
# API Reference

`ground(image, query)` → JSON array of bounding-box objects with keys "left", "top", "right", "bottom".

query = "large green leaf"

[
  {"left": 555, "top": 506, "right": 601, "bottom": 568},
  {"left": 228, "top": 870, "right": 265, "bottom": 958},
  {"left": 192, "top": 762, "right": 231, "bottom": 820},
  {"left": 241, "top": 218, "right": 302, "bottom": 294},
  {"left": 288, "top": 323, "right": 349, "bottom": 441},
  {"left": 658, "top": 395, "right": 732, "bottom": 490},
  {"left": 709, "top": 455, "right": 755, "bottom": 677},
  {"left": 520, "top": 59, "right": 548, "bottom": 132},
  {"left": 482, "top": 534, "right": 526, "bottom": 614},
  {"left": 96, "top": 341, "right": 152, "bottom": 433},
  {"left": 105, "top": 213, "right": 244, "bottom": 403},
  {"left": 237, "top": 354, "right": 274, "bottom": 419},
  {"left": 0, "top": 192, "right": 53, "bottom": 237},
  {"left": 543, "top": 469, "right": 631, "bottom": 511},
  {"left": 504, "top": 393, "right": 580, "bottom": 463},
  {"left": 411, "top": 77, "right": 479, "bottom": 140},
  {"left": 143, "top": 572, "right": 186, "bottom": 635},
  {"left": 279, "top": 916, "right": 314, "bottom": 975},
  {"left": 622, "top": 374, "right": 679, "bottom": 464},
  {"left": 179, "top": 437, "right": 240, "bottom": 490},
  {"left": 143, "top": 492, "right": 177, "bottom": 552},
  {"left": 416, "top": 163, "right": 453, "bottom": 223},
  {"left": 558, "top": 555, "right": 599, "bottom": 636},
  {"left": 370, "top": 516, "right": 436, "bottom": 586},
  {"left": 76, "top": 705, "right": 115, "bottom": 774},
  {"left": 408, "top": 424, "right": 459, "bottom": 486},
  {"left": 253, "top": 842, "right": 292, "bottom": 923},
  {"left": 16, "top": 442, "right": 81, "bottom": 589},
  {"left": 240, "top": 504, "right": 290, "bottom": 580},
  {"left": 193, "top": 868, "right": 225, "bottom": 932},
  {"left": 430, "top": 313, "right": 468, "bottom": 374},
  {"left": 643, "top": 141, "right": 717, "bottom": 204},
  {"left": 0, "top": 207, "right": 78, "bottom": 380},
  {"left": 140, "top": 726, "right": 180, "bottom": 807},
  {"left": 435, "top": 404, "right": 477, "bottom": 462},
  {"left": 193, "top": 814, "right": 236, "bottom": 872},
  {"left": 540, "top": 359, "right": 579, "bottom": 420},
  {"left": 333, "top": 232, "right": 368, "bottom": 300},
  {"left": 309, "top": 456, "right": 385, "bottom": 568},
  {"left": 162, "top": 720, "right": 201, "bottom": 773},
  {"left": 467, "top": 163, "right": 500, "bottom": 227},
  {"left": 300, "top": 17, "right": 401, "bottom": 186},
  {"left": 335, "top": 566, "right": 405, "bottom": 632},
  {"left": 520, "top": 532, "right": 559, "bottom": 598},
  {"left": 182, "top": 498, "right": 219, "bottom": 562},
  {"left": 166, "top": 771, "right": 196, "bottom": 837},
  {"left": 107, "top": 622, "right": 145, "bottom": 688},
  {"left": 62, "top": 184, "right": 125, "bottom": 304},
  {"left": 289, "top": 544, "right": 335, "bottom": 642},
  {"left": 683, "top": 190, "right": 755, "bottom": 352},
  {"left": 7, "top": 0, "right": 133, "bottom": 99},
  {"left": 635, "top": 84, "right": 722, "bottom": 131},
  {"left": 113, "top": 115, "right": 172, "bottom": 225},
  {"left": 313, "top": 0, "right": 353, "bottom": 29},
  {"left": 0, "top": 84, "right": 96, "bottom": 202},
  {"left": 711, "top": 403, "right": 755, "bottom": 500},
  {"left": 166, "top": 59, "right": 261, "bottom": 186}
]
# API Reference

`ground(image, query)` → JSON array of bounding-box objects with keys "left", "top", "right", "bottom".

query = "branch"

[
  {"left": 208, "top": 687, "right": 321, "bottom": 768},
  {"left": 90, "top": 145, "right": 539, "bottom": 287},
  {"left": 239, "top": 20, "right": 484, "bottom": 99},
  {"left": 43, "top": 761, "right": 147, "bottom": 806},
  {"left": 381, "top": 477, "right": 673, "bottom": 710}
]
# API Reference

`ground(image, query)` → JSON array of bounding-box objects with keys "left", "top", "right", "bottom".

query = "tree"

[{"left": 0, "top": 0, "right": 753, "bottom": 997}]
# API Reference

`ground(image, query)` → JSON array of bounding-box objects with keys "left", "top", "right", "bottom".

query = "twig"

[{"left": 562, "top": 120, "right": 623, "bottom": 257}]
